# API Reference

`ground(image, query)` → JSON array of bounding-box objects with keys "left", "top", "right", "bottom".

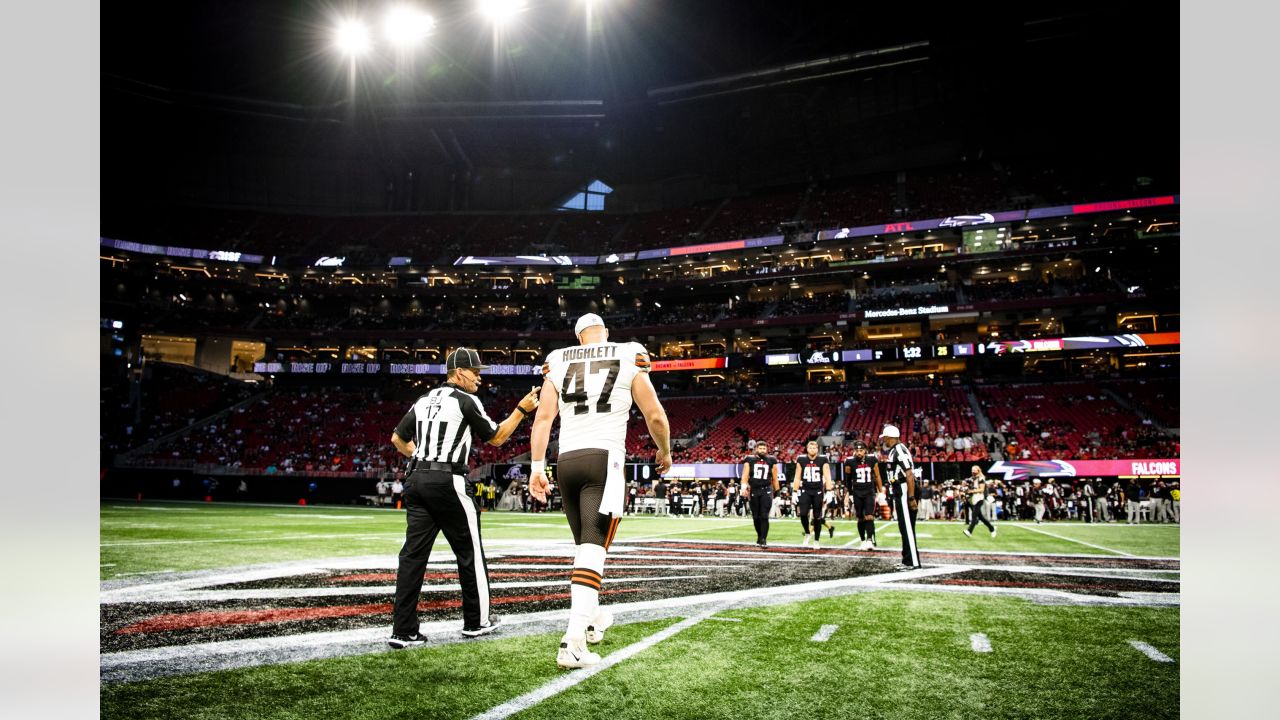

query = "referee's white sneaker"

[
  {"left": 585, "top": 608, "right": 613, "bottom": 645},
  {"left": 557, "top": 638, "right": 602, "bottom": 669}
]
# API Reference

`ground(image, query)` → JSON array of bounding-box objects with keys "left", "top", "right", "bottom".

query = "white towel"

[{"left": 598, "top": 448, "right": 626, "bottom": 517}]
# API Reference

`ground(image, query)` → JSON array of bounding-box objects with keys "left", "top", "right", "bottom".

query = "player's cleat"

[
  {"left": 963, "top": 528, "right": 972, "bottom": 537},
  {"left": 892, "top": 562, "right": 916, "bottom": 572},
  {"left": 990, "top": 529, "right": 997, "bottom": 538},
  {"left": 387, "top": 632, "right": 428, "bottom": 649},
  {"left": 461, "top": 614, "right": 502, "bottom": 638},
  {"left": 828, "top": 524, "right": 835, "bottom": 539},
  {"left": 859, "top": 540, "right": 872, "bottom": 551},
  {"left": 802, "top": 536, "right": 812, "bottom": 547},
  {"left": 557, "top": 640, "right": 602, "bottom": 669},
  {"left": 585, "top": 608, "right": 613, "bottom": 645},
  {"left": 813, "top": 539, "right": 821, "bottom": 551}
]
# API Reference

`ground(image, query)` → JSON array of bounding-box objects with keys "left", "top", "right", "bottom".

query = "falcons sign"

[{"left": 985, "top": 460, "right": 1078, "bottom": 481}]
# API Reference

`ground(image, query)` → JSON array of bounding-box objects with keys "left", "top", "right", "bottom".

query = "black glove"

[{"left": 402, "top": 457, "right": 418, "bottom": 479}]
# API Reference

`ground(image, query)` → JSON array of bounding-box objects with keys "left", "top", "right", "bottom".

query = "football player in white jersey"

[{"left": 529, "top": 313, "right": 672, "bottom": 668}]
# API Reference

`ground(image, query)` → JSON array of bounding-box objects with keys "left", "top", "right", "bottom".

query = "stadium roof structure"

[{"left": 102, "top": 1, "right": 1177, "bottom": 210}]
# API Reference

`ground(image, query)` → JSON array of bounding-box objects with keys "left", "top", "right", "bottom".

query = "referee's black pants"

[
  {"left": 749, "top": 492, "right": 773, "bottom": 544},
  {"left": 393, "top": 470, "right": 490, "bottom": 635},
  {"left": 893, "top": 485, "right": 921, "bottom": 567}
]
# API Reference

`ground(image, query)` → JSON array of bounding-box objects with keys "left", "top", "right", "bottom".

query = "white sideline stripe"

[
  {"left": 101, "top": 533, "right": 403, "bottom": 547},
  {"left": 1129, "top": 640, "right": 1174, "bottom": 663},
  {"left": 468, "top": 607, "right": 721, "bottom": 720},
  {"left": 453, "top": 476, "right": 491, "bottom": 621},
  {"left": 970, "top": 633, "right": 992, "bottom": 653},
  {"left": 810, "top": 624, "right": 839, "bottom": 642},
  {"left": 1010, "top": 524, "right": 1135, "bottom": 557},
  {"left": 708, "top": 617, "right": 742, "bottom": 622}
]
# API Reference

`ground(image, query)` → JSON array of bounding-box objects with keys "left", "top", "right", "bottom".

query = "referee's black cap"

[{"left": 446, "top": 347, "right": 491, "bottom": 371}]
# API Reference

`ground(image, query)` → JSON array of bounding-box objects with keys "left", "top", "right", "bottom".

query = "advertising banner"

[{"left": 984, "top": 459, "right": 1180, "bottom": 480}]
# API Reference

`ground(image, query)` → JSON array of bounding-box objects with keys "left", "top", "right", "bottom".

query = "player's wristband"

[
  {"left": 516, "top": 405, "right": 530, "bottom": 416},
  {"left": 531, "top": 460, "right": 546, "bottom": 475}
]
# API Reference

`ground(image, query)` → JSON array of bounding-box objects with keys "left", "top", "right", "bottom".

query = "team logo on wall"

[
  {"left": 939, "top": 213, "right": 996, "bottom": 227},
  {"left": 985, "top": 460, "right": 1078, "bottom": 481}
]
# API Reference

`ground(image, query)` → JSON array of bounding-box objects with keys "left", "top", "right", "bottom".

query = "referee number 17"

[{"left": 562, "top": 360, "right": 620, "bottom": 415}]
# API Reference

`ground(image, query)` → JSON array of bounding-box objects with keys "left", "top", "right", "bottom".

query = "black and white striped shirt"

[
  {"left": 882, "top": 443, "right": 915, "bottom": 487},
  {"left": 394, "top": 383, "right": 499, "bottom": 470}
]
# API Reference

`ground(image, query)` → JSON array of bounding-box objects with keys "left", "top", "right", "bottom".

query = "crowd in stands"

[
  {"left": 697, "top": 190, "right": 804, "bottom": 244},
  {"left": 100, "top": 364, "right": 259, "bottom": 461},
  {"left": 962, "top": 279, "right": 1055, "bottom": 303},
  {"left": 772, "top": 292, "right": 850, "bottom": 316},
  {"left": 976, "top": 382, "right": 1179, "bottom": 461},
  {"left": 854, "top": 284, "right": 955, "bottom": 312},
  {"left": 115, "top": 373, "right": 1178, "bottom": 475}
]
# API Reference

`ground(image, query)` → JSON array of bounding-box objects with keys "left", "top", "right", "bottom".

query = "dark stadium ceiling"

[
  {"left": 104, "top": 0, "right": 1170, "bottom": 107},
  {"left": 103, "top": 0, "right": 1177, "bottom": 195}
]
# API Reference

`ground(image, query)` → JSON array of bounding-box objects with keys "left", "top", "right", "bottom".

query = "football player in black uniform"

[
  {"left": 741, "top": 442, "right": 781, "bottom": 547},
  {"left": 842, "top": 440, "right": 881, "bottom": 550},
  {"left": 792, "top": 440, "right": 833, "bottom": 549}
]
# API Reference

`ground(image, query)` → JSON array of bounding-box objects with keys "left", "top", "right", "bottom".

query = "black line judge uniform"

[
  {"left": 387, "top": 348, "right": 539, "bottom": 648},
  {"left": 880, "top": 424, "right": 922, "bottom": 568}
]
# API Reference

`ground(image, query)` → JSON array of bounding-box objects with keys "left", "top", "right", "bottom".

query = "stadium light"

[
  {"left": 479, "top": 0, "right": 528, "bottom": 24},
  {"left": 335, "top": 19, "right": 372, "bottom": 56},
  {"left": 384, "top": 5, "right": 436, "bottom": 47}
]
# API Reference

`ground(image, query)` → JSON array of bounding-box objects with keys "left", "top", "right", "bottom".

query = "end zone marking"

[
  {"left": 468, "top": 606, "right": 721, "bottom": 720},
  {"left": 810, "top": 624, "right": 839, "bottom": 642},
  {"left": 970, "top": 632, "right": 992, "bottom": 653},
  {"left": 1128, "top": 640, "right": 1174, "bottom": 663}
]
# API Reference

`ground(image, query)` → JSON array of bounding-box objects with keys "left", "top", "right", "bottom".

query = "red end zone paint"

[
  {"left": 116, "top": 588, "right": 641, "bottom": 634},
  {"left": 327, "top": 570, "right": 661, "bottom": 583}
]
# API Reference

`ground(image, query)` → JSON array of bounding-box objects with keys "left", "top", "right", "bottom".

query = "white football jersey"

[{"left": 543, "top": 341, "right": 651, "bottom": 455}]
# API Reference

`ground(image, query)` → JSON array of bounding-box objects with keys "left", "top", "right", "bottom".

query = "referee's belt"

[{"left": 414, "top": 461, "right": 468, "bottom": 475}]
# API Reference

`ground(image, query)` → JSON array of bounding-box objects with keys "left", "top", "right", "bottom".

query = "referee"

[
  {"left": 387, "top": 348, "right": 539, "bottom": 649},
  {"left": 878, "top": 425, "right": 922, "bottom": 569}
]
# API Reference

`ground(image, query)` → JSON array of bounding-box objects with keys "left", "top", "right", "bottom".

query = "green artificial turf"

[
  {"left": 101, "top": 592, "right": 1178, "bottom": 720},
  {"left": 100, "top": 502, "right": 1180, "bottom": 579}
]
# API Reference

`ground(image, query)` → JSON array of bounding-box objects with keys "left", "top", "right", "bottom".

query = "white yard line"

[
  {"left": 707, "top": 617, "right": 742, "bottom": 622},
  {"left": 810, "top": 624, "right": 839, "bottom": 642},
  {"left": 468, "top": 606, "right": 721, "bottom": 720},
  {"left": 1008, "top": 523, "right": 1135, "bottom": 557},
  {"left": 626, "top": 521, "right": 755, "bottom": 541},
  {"left": 970, "top": 633, "right": 992, "bottom": 653},
  {"left": 1128, "top": 640, "right": 1175, "bottom": 662}
]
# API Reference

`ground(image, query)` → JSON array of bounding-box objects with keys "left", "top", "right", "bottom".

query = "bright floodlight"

[
  {"left": 385, "top": 6, "right": 436, "bottom": 47},
  {"left": 479, "top": 0, "right": 527, "bottom": 24},
  {"left": 335, "top": 19, "right": 372, "bottom": 56}
]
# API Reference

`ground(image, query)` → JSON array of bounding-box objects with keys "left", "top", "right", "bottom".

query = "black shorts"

[
  {"left": 557, "top": 448, "right": 620, "bottom": 548},
  {"left": 798, "top": 492, "right": 824, "bottom": 519},
  {"left": 852, "top": 492, "right": 876, "bottom": 518}
]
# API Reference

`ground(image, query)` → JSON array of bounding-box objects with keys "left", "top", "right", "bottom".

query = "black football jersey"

[
  {"left": 795, "top": 454, "right": 828, "bottom": 494},
  {"left": 742, "top": 455, "right": 779, "bottom": 491},
  {"left": 843, "top": 456, "right": 877, "bottom": 495}
]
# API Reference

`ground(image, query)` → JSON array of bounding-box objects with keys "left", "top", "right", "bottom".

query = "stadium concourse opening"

[{"left": 100, "top": 0, "right": 1179, "bottom": 717}]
